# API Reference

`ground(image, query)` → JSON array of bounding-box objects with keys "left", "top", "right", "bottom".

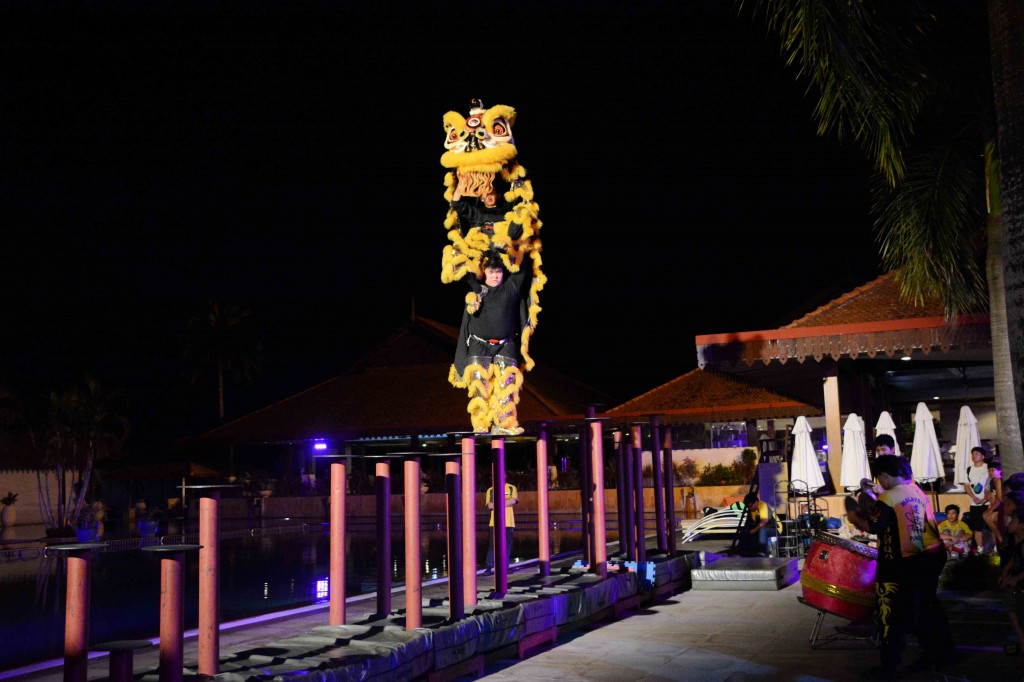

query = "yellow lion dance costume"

[{"left": 441, "top": 99, "right": 546, "bottom": 435}]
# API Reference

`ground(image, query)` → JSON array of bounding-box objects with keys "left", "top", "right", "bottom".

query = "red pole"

[
  {"left": 57, "top": 545, "right": 98, "bottom": 682},
  {"left": 198, "top": 490, "right": 220, "bottom": 676},
  {"left": 461, "top": 436, "right": 477, "bottom": 607},
  {"left": 589, "top": 419, "right": 607, "bottom": 577},
  {"left": 404, "top": 456, "right": 422, "bottom": 629},
  {"left": 492, "top": 437, "right": 508, "bottom": 596},
  {"left": 140, "top": 545, "right": 200, "bottom": 682},
  {"left": 445, "top": 459, "right": 464, "bottom": 620},
  {"left": 160, "top": 551, "right": 184, "bottom": 682},
  {"left": 536, "top": 423, "right": 551, "bottom": 577},
  {"left": 375, "top": 460, "right": 392, "bottom": 616},
  {"left": 330, "top": 460, "right": 347, "bottom": 625}
]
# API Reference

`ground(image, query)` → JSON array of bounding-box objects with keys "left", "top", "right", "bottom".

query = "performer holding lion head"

[{"left": 440, "top": 100, "right": 546, "bottom": 435}]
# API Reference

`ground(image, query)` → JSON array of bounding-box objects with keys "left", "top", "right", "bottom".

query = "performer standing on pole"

[{"left": 440, "top": 100, "right": 546, "bottom": 435}]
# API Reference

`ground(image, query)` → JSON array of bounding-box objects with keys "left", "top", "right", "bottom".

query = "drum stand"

[{"left": 796, "top": 596, "right": 876, "bottom": 649}]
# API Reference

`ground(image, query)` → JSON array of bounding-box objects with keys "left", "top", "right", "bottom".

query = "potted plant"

[
  {"left": 1, "top": 491, "right": 17, "bottom": 527},
  {"left": 137, "top": 506, "right": 163, "bottom": 538},
  {"left": 75, "top": 503, "right": 103, "bottom": 543}
]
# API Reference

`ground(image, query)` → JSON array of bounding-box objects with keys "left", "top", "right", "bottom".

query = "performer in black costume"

[{"left": 454, "top": 252, "right": 531, "bottom": 435}]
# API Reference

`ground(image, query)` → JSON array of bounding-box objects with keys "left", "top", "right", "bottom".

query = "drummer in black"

[{"left": 845, "top": 455, "right": 955, "bottom": 679}]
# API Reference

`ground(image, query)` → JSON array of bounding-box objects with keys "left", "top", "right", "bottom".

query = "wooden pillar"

[
  {"left": 613, "top": 429, "right": 627, "bottom": 557},
  {"left": 663, "top": 427, "right": 677, "bottom": 555},
  {"left": 49, "top": 543, "right": 102, "bottom": 682},
  {"left": 198, "top": 489, "right": 221, "bottom": 676},
  {"left": 649, "top": 415, "right": 666, "bottom": 553},
  {"left": 492, "top": 437, "right": 508, "bottom": 596},
  {"left": 577, "top": 423, "right": 592, "bottom": 567},
  {"left": 631, "top": 423, "right": 646, "bottom": 563},
  {"left": 460, "top": 435, "right": 477, "bottom": 606},
  {"left": 141, "top": 545, "right": 201, "bottom": 682},
  {"left": 536, "top": 423, "right": 551, "bottom": 577},
  {"left": 329, "top": 461, "right": 347, "bottom": 625},
  {"left": 823, "top": 369, "right": 842, "bottom": 492},
  {"left": 445, "top": 459, "right": 464, "bottom": 620},
  {"left": 403, "top": 455, "right": 422, "bottom": 629},
  {"left": 588, "top": 418, "right": 608, "bottom": 577},
  {"left": 375, "top": 460, "right": 392, "bottom": 616},
  {"left": 621, "top": 436, "right": 635, "bottom": 559}
]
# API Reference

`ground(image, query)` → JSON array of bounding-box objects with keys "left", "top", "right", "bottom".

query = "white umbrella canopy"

[
  {"left": 874, "top": 411, "right": 901, "bottom": 456},
  {"left": 790, "top": 415, "right": 826, "bottom": 493},
  {"left": 952, "top": 405, "right": 981, "bottom": 487},
  {"left": 909, "top": 402, "right": 944, "bottom": 483},
  {"left": 840, "top": 413, "right": 872, "bottom": 491}
]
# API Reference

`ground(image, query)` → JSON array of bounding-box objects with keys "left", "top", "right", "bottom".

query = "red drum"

[{"left": 799, "top": 531, "right": 877, "bottom": 621}]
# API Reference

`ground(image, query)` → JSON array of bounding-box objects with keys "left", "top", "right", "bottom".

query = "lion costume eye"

[
  {"left": 492, "top": 120, "right": 508, "bottom": 137},
  {"left": 447, "top": 128, "right": 460, "bottom": 142}
]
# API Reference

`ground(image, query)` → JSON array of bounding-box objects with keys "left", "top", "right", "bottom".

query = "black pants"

[
  {"left": 485, "top": 527, "right": 514, "bottom": 569},
  {"left": 875, "top": 548, "right": 954, "bottom": 671}
]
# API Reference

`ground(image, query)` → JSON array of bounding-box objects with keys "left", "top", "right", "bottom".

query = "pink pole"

[
  {"left": 198, "top": 490, "right": 220, "bottom": 676},
  {"left": 492, "top": 437, "right": 508, "bottom": 595},
  {"left": 589, "top": 420, "right": 608, "bottom": 577},
  {"left": 536, "top": 423, "right": 551, "bottom": 577},
  {"left": 140, "top": 546, "right": 200, "bottom": 682},
  {"left": 330, "top": 461, "right": 347, "bottom": 625},
  {"left": 461, "top": 436, "right": 477, "bottom": 606},
  {"left": 404, "top": 456, "right": 422, "bottom": 629},
  {"left": 445, "top": 459, "right": 465, "bottom": 620},
  {"left": 61, "top": 547, "right": 94, "bottom": 682}
]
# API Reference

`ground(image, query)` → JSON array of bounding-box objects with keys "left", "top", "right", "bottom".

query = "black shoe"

[
  {"left": 483, "top": 567, "right": 493, "bottom": 575},
  {"left": 859, "top": 666, "right": 900, "bottom": 680}
]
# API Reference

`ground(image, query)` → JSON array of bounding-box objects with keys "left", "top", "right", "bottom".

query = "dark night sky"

[{"left": 1, "top": 1, "right": 880, "bottom": 443}]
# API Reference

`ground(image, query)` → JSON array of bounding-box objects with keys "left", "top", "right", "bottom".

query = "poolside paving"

[{"left": 9, "top": 539, "right": 1024, "bottom": 682}]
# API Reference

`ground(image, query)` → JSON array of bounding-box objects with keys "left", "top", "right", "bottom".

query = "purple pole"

[{"left": 650, "top": 415, "right": 667, "bottom": 553}]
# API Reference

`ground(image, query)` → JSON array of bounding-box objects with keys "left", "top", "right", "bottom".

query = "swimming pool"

[{"left": 0, "top": 519, "right": 590, "bottom": 672}]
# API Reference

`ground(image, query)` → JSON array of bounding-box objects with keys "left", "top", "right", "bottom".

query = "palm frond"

[
  {"left": 873, "top": 137, "right": 987, "bottom": 318},
  {"left": 739, "top": 0, "right": 942, "bottom": 184}
]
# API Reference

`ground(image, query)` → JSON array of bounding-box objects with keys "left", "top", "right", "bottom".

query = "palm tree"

[
  {"left": 30, "top": 376, "right": 130, "bottom": 532},
  {"left": 739, "top": 0, "right": 1024, "bottom": 472},
  {"left": 180, "top": 300, "right": 263, "bottom": 420},
  {"left": 988, "top": 1, "right": 1024, "bottom": 474}
]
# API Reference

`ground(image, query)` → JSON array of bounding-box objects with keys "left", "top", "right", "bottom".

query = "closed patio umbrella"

[
  {"left": 840, "top": 413, "right": 871, "bottom": 491},
  {"left": 790, "top": 415, "right": 826, "bottom": 493},
  {"left": 951, "top": 405, "right": 981, "bottom": 491},
  {"left": 909, "top": 402, "right": 944, "bottom": 484},
  {"left": 874, "top": 411, "right": 901, "bottom": 456}
]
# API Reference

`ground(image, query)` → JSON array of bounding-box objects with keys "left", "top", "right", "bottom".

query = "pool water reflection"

[{"left": 0, "top": 521, "right": 591, "bottom": 672}]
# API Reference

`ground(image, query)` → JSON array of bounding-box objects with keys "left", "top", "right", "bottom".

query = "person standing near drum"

[{"left": 845, "top": 455, "right": 955, "bottom": 678}]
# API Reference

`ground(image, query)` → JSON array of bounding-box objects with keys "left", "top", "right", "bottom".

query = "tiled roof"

[
  {"left": 695, "top": 272, "right": 990, "bottom": 367},
  {"left": 191, "top": 317, "right": 609, "bottom": 445},
  {"left": 782, "top": 272, "right": 946, "bottom": 329},
  {"left": 603, "top": 368, "right": 819, "bottom": 425}
]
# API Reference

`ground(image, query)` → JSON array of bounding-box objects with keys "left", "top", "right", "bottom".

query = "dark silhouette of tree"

[
  {"left": 180, "top": 300, "right": 263, "bottom": 420},
  {"left": 20, "top": 376, "right": 130, "bottom": 532}
]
